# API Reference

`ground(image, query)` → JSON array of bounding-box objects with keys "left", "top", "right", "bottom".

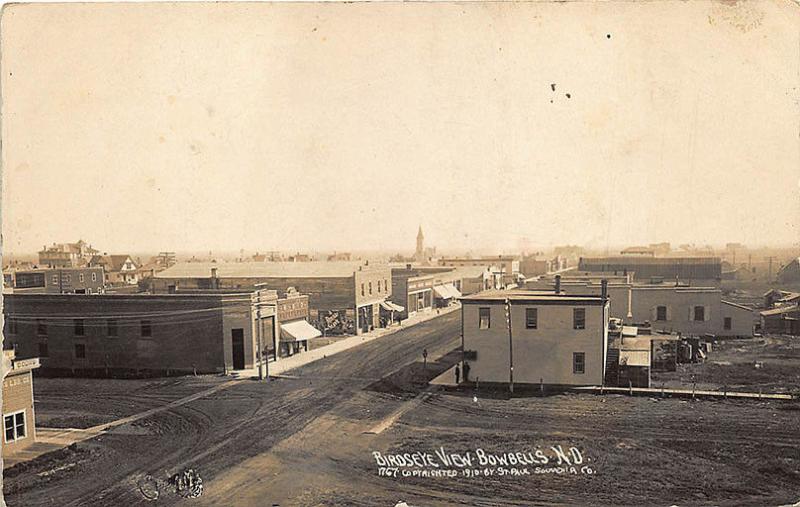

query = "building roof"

[
  {"left": 619, "top": 349, "right": 650, "bottom": 367},
  {"left": 155, "top": 261, "right": 387, "bottom": 279},
  {"left": 760, "top": 305, "right": 800, "bottom": 317},
  {"left": 460, "top": 288, "right": 605, "bottom": 304},
  {"left": 439, "top": 256, "right": 518, "bottom": 264},
  {"left": 721, "top": 300, "right": 753, "bottom": 311},
  {"left": 89, "top": 254, "right": 134, "bottom": 272},
  {"left": 621, "top": 246, "right": 655, "bottom": 254}
]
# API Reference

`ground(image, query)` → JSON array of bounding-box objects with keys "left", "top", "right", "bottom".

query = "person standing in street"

[{"left": 455, "top": 364, "right": 461, "bottom": 384}]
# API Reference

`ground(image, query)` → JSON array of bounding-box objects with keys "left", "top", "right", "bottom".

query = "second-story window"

[
  {"left": 525, "top": 308, "right": 538, "bottom": 329},
  {"left": 361, "top": 283, "right": 365, "bottom": 297},
  {"left": 693, "top": 306, "right": 705, "bottom": 321},
  {"left": 74, "top": 319, "right": 85, "bottom": 336},
  {"left": 141, "top": 320, "right": 152, "bottom": 337},
  {"left": 369, "top": 282, "right": 372, "bottom": 295},
  {"left": 573, "top": 308, "right": 585, "bottom": 330}
]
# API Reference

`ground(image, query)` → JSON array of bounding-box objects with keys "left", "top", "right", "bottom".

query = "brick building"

[
  {"left": 3, "top": 293, "right": 263, "bottom": 376},
  {"left": 151, "top": 261, "right": 392, "bottom": 335},
  {"left": 2, "top": 350, "right": 39, "bottom": 460}
]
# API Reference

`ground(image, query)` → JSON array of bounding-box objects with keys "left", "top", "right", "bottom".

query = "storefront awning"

[
  {"left": 280, "top": 320, "right": 322, "bottom": 342},
  {"left": 433, "top": 285, "right": 451, "bottom": 299},
  {"left": 434, "top": 283, "right": 459, "bottom": 299},
  {"left": 380, "top": 301, "right": 405, "bottom": 312}
]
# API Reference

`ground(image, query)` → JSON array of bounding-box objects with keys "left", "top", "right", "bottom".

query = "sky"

[{"left": 2, "top": 1, "right": 798, "bottom": 256}]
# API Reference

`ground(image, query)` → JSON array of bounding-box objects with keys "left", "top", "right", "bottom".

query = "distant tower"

[{"left": 415, "top": 226, "right": 425, "bottom": 262}]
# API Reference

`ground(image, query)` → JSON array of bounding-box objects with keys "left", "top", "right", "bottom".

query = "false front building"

[
  {"left": 461, "top": 288, "right": 609, "bottom": 387},
  {"left": 152, "top": 261, "right": 392, "bottom": 335}
]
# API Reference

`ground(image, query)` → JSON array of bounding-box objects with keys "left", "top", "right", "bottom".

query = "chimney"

[
  {"left": 555, "top": 274, "right": 561, "bottom": 294},
  {"left": 601, "top": 279, "right": 608, "bottom": 302}
]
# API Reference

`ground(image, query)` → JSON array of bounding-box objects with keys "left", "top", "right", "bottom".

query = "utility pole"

[
  {"left": 505, "top": 298, "right": 514, "bottom": 395},
  {"left": 253, "top": 285, "right": 277, "bottom": 381},
  {"left": 255, "top": 293, "right": 264, "bottom": 381}
]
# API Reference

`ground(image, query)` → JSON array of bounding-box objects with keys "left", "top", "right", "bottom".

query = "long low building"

[
  {"left": 151, "top": 261, "right": 392, "bottom": 335},
  {"left": 3, "top": 293, "right": 269, "bottom": 376},
  {"left": 461, "top": 287, "right": 610, "bottom": 387},
  {"left": 7, "top": 267, "right": 105, "bottom": 294},
  {"left": 578, "top": 256, "right": 722, "bottom": 286},
  {"left": 526, "top": 276, "right": 753, "bottom": 337}
]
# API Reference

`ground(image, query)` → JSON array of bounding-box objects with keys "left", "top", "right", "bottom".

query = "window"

[
  {"left": 38, "top": 342, "right": 48, "bottom": 357},
  {"left": 107, "top": 319, "right": 118, "bottom": 337},
  {"left": 693, "top": 306, "right": 705, "bottom": 321},
  {"left": 74, "top": 319, "right": 85, "bottom": 336},
  {"left": 724, "top": 317, "right": 732, "bottom": 330},
  {"left": 573, "top": 308, "right": 586, "bottom": 330},
  {"left": 656, "top": 306, "right": 667, "bottom": 321},
  {"left": 6, "top": 318, "right": 17, "bottom": 335},
  {"left": 91, "top": 272, "right": 97, "bottom": 282},
  {"left": 64, "top": 274, "right": 71, "bottom": 283},
  {"left": 74, "top": 343, "right": 86, "bottom": 359},
  {"left": 369, "top": 282, "right": 373, "bottom": 295},
  {"left": 52, "top": 274, "right": 58, "bottom": 285},
  {"left": 479, "top": 307, "right": 491, "bottom": 330},
  {"left": 79, "top": 273, "right": 85, "bottom": 283},
  {"left": 573, "top": 352, "right": 585, "bottom": 374},
  {"left": 4, "top": 411, "right": 26, "bottom": 442},
  {"left": 37, "top": 320, "right": 47, "bottom": 336},
  {"left": 525, "top": 308, "right": 538, "bottom": 329},
  {"left": 361, "top": 284, "right": 365, "bottom": 297},
  {"left": 141, "top": 320, "right": 152, "bottom": 337}
]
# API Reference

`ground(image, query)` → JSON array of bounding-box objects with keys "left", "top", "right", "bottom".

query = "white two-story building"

[{"left": 460, "top": 286, "right": 609, "bottom": 387}]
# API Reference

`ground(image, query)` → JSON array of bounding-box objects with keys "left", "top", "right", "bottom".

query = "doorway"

[{"left": 231, "top": 328, "right": 245, "bottom": 370}]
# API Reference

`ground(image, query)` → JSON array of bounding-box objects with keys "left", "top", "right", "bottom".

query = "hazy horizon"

[{"left": 3, "top": 2, "right": 799, "bottom": 256}]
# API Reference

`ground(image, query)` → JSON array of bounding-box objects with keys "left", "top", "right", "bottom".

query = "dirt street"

[
  {"left": 3, "top": 312, "right": 462, "bottom": 506},
  {"left": 6, "top": 315, "right": 800, "bottom": 506}
]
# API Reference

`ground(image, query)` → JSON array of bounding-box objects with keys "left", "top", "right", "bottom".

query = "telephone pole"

[
  {"left": 505, "top": 298, "right": 514, "bottom": 395},
  {"left": 253, "top": 285, "right": 277, "bottom": 381}
]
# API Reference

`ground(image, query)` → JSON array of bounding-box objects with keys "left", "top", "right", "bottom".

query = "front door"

[{"left": 231, "top": 329, "right": 245, "bottom": 370}]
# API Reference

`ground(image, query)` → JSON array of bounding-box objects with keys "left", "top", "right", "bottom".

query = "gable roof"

[{"left": 89, "top": 255, "right": 134, "bottom": 272}]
